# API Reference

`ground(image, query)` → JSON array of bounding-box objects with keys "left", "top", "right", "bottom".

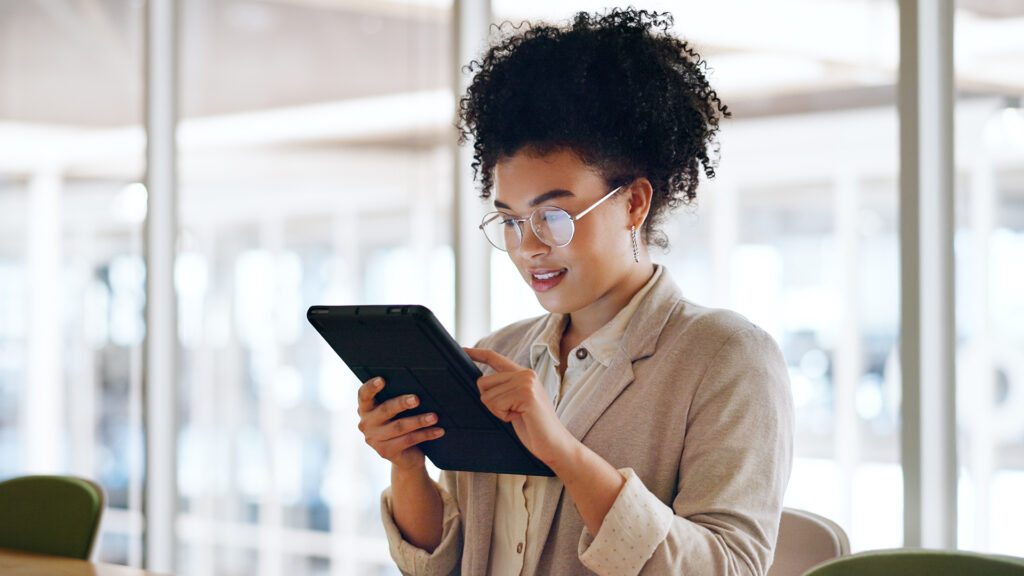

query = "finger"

[
  {"left": 367, "top": 412, "right": 439, "bottom": 443},
  {"left": 374, "top": 426, "right": 446, "bottom": 459},
  {"left": 359, "top": 393, "right": 421, "bottom": 430},
  {"left": 356, "top": 377, "right": 385, "bottom": 412},
  {"left": 380, "top": 393, "right": 422, "bottom": 421},
  {"left": 476, "top": 370, "right": 522, "bottom": 394},
  {"left": 397, "top": 426, "right": 445, "bottom": 452},
  {"left": 464, "top": 347, "right": 523, "bottom": 373},
  {"left": 479, "top": 382, "right": 529, "bottom": 417},
  {"left": 477, "top": 390, "right": 512, "bottom": 422}
]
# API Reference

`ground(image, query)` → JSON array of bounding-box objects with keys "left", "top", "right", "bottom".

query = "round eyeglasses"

[{"left": 479, "top": 185, "right": 625, "bottom": 252}]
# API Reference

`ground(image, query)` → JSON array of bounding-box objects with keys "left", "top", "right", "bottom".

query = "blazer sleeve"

[
  {"left": 380, "top": 471, "right": 464, "bottom": 576},
  {"left": 579, "top": 326, "right": 794, "bottom": 576}
]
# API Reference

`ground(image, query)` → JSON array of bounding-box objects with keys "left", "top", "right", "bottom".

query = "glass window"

[
  {"left": 0, "top": 0, "right": 147, "bottom": 565},
  {"left": 954, "top": 1, "right": 1024, "bottom": 553},
  {"left": 176, "top": 1, "right": 453, "bottom": 574}
]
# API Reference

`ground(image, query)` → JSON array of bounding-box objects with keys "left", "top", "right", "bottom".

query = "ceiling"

[{"left": 0, "top": 0, "right": 1021, "bottom": 136}]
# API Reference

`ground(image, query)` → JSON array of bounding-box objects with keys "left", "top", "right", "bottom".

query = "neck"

[{"left": 563, "top": 262, "right": 655, "bottom": 345}]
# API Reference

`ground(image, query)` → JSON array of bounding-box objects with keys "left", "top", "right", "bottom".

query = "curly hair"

[{"left": 458, "top": 8, "right": 729, "bottom": 249}]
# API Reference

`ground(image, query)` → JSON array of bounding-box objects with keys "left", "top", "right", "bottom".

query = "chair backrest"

[
  {"left": 0, "top": 475, "right": 106, "bottom": 560},
  {"left": 768, "top": 507, "right": 850, "bottom": 576},
  {"left": 804, "top": 548, "right": 1024, "bottom": 576}
]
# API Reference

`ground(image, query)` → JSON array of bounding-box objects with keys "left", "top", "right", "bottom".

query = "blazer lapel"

[
  {"left": 562, "top": 267, "right": 680, "bottom": 442},
  {"left": 463, "top": 472, "right": 497, "bottom": 576},
  {"left": 523, "top": 268, "right": 683, "bottom": 573},
  {"left": 561, "top": 352, "right": 636, "bottom": 441}
]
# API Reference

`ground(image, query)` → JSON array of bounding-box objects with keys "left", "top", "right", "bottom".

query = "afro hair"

[{"left": 458, "top": 8, "right": 730, "bottom": 248}]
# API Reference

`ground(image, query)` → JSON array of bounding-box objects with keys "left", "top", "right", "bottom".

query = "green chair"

[
  {"left": 804, "top": 548, "right": 1024, "bottom": 576},
  {"left": 0, "top": 475, "right": 105, "bottom": 559}
]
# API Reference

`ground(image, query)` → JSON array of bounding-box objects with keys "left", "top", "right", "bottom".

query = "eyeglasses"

[{"left": 479, "top": 185, "right": 625, "bottom": 252}]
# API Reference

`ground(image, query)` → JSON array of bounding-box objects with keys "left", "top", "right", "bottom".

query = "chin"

[{"left": 533, "top": 291, "right": 581, "bottom": 316}]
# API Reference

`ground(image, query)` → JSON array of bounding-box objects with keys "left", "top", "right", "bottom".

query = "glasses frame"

[{"left": 479, "top": 184, "right": 626, "bottom": 252}]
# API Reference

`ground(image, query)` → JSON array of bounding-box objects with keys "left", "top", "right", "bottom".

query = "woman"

[{"left": 357, "top": 9, "right": 793, "bottom": 575}]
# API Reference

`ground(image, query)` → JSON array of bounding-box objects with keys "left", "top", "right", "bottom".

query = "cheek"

[
  {"left": 563, "top": 233, "right": 622, "bottom": 271},
  {"left": 577, "top": 219, "right": 626, "bottom": 254}
]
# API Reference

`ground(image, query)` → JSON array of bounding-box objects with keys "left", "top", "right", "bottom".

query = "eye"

[
  {"left": 498, "top": 214, "right": 518, "bottom": 227},
  {"left": 539, "top": 208, "right": 570, "bottom": 223}
]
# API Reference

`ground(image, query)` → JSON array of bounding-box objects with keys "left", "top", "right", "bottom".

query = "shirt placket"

[{"left": 512, "top": 475, "right": 528, "bottom": 574}]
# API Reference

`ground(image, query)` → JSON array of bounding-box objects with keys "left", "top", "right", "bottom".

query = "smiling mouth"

[{"left": 532, "top": 269, "right": 566, "bottom": 280}]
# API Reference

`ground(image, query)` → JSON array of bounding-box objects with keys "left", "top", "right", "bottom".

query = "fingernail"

[
  {"left": 373, "top": 378, "right": 384, "bottom": 387},
  {"left": 424, "top": 413, "right": 437, "bottom": 424},
  {"left": 406, "top": 395, "right": 417, "bottom": 407},
  {"left": 434, "top": 428, "right": 445, "bottom": 437}
]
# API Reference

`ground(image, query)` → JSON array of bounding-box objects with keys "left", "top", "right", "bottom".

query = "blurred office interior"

[{"left": 0, "top": 0, "right": 1022, "bottom": 574}]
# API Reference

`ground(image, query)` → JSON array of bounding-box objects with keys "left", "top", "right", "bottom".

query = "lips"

[{"left": 529, "top": 268, "right": 567, "bottom": 292}]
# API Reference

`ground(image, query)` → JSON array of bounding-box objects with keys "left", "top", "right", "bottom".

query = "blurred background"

[{"left": 0, "top": 0, "right": 1022, "bottom": 574}]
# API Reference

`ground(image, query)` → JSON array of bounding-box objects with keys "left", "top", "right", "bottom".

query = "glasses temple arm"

[{"left": 572, "top": 185, "right": 624, "bottom": 221}]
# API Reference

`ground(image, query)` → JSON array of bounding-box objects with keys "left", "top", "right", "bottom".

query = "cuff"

[
  {"left": 578, "top": 468, "right": 674, "bottom": 575},
  {"left": 381, "top": 482, "right": 462, "bottom": 576}
]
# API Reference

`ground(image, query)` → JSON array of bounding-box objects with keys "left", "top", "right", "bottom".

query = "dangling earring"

[{"left": 631, "top": 225, "right": 639, "bottom": 263}]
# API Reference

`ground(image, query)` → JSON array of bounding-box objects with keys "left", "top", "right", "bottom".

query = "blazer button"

[
  {"left": 516, "top": 542, "right": 524, "bottom": 554},
  {"left": 575, "top": 347, "right": 589, "bottom": 360}
]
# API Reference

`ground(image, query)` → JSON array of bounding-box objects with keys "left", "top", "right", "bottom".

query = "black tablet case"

[{"left": 308, "top": 304, "right": 554, "bottom": 476}]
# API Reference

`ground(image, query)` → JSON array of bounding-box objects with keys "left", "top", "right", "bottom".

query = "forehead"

[{"left": 493, "top": 148, "right": 604, "bottom": 206}]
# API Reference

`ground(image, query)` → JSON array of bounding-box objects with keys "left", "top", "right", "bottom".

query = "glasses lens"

[
  {"left": 481, "top": 212, "right": 518, "bottom": 251},
  {"left": 534, "top": 207, "right": 574, "bottom": 247}
]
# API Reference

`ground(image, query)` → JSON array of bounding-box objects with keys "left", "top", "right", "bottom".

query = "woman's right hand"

[{"left": 356, "top": 377, "right": 445, "bottom": 471}]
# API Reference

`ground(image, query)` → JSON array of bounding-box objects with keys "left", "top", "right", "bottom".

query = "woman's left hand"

[{"left": 464, "top": 347, "right": 575, "bottom": 467}]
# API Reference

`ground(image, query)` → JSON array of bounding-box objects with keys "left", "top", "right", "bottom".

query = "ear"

[{"left": 625, "top": 178, "right": 654, "bottom": 230}]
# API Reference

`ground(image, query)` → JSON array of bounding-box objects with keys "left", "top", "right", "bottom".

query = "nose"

[{"left": 514, "top": 218, "right": 549, "bottom": 258}]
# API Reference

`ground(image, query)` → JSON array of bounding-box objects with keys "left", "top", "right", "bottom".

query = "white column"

[
  {"left": 709, "top": 176, "right": 738, "bottom": 308},
  {"left": 189, "top": 228, "right": 217, "bottom": 576},
  {"left": 413, "top": 155, "right": 437, "bottom": 303},
  {"left": 833, "top": 170, "right": 862, "bottom": 533},
  {"left": 898, "top": 0, "right": 957, "bottom": 549},
  {"left": 68, "top": 226, "right": 97, "bottom": 479},
  {"left": 257, "top": 219, "right": 285, "bottom": 576},
  {"left": 144, "top": 0, "right": 179, "bottom": 570},
  {"left": 329, "top": 211, "right": 361, "bottom": 576},
  {"left": 453, "top": 0, "right": 491, "bottom": 344},
  {"left": 219, "top": 243, "right": 245, "bottom": 572},
  {"left": 24, "top": 169, "right": 64, "bottom": 474},
  {"left": 967, "top": 146, "right": 996, "bottom": 551},
  {"left": 129, "top": 221, "right": 146, "bottom": 569}
]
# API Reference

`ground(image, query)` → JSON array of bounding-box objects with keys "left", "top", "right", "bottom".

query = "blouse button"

[
  {"left": 516, "top": 542, "right": 524, "bottom": 554},
  {"left": 575, "top": 347, "right": 589, "bottom": 360}
]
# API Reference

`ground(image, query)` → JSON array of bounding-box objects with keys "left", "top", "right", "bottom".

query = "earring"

[{"left": 631, "top": 225, "right": 639, "bottom": 263}]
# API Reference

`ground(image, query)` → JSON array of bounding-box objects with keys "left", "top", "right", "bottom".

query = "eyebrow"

[{"left": 493, "top": 189, "right": 575, "bottom": 211}]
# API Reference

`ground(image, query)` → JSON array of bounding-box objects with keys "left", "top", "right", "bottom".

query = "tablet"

[{"left": 307, "top": 304, "right": 554, "bottom": 476}]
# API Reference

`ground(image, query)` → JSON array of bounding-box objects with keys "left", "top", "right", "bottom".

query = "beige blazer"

[{"left": 435, "top": 269, "right": 794, "bottom": 575}]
